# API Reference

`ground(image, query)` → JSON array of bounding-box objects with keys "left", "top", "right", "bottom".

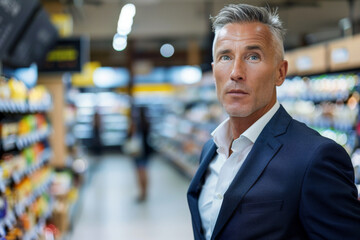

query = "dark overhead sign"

[
  {"left": 0, "top": 0, "right": 40, "bottom": 59},
  {"left": 3, "top": 8, "right": 59, "bottom": 68},
  {"left": 38, "top": 37, "right": 90, "bottom": 73}
]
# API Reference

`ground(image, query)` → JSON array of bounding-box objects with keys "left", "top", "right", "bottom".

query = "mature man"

[{"left": 187, "top": 4, "right": 360, "bottom": 240}]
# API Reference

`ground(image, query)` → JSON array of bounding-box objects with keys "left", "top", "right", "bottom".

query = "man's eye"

[
  {"left": 220, "top": 55, "right": 230, "bottom": 61},
  {"left": 248, "top": 55, "right": 260, "bottom": 61}
]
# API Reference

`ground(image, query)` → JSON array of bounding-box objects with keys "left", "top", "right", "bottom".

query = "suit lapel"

[
  {"left": 187, "top": 140, "right": 217, "bottom": 240},
  {"left": 211, "top": 106, "right": 292, "bottom": 239}
]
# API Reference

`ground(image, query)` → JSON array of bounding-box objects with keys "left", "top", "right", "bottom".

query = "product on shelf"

[
  {"left": 7, "top": 78, "right": 28, "bottom": 104},
  {"left": 28, "top": 85, "right": 52, "bottom": 107},
  {"left": 48, "top": 169, "right": 80, "bottom": 236},
  {"left": 0, "top": 77, "right": 10, "bottom": 101},
  {"left": 1, "top": 112, "right": 51, "bottom": 153},
  {"left": 278, "top": 74, "right": 358, "bottom": 102},
  {"left": 0, "top": 76, "right": 52, "bottom": 113},
  {"left": 0, "top": 165, "right": 54, "bottom": 239}
]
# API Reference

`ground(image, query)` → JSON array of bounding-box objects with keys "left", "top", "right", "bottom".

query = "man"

[{"left": 187, "top": 4, "right": 360, "bottom": 240}]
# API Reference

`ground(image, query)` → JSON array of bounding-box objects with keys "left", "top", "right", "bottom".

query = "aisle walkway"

[{"left": 70, "top": 153, "right": 194, "bottom": 240}]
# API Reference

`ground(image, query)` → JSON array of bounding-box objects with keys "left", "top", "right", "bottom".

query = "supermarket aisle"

[{"left": 69, "top": 153, "right": 194, "bottom": 240}]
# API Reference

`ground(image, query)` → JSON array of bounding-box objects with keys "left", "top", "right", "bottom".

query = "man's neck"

[{"left": 229, "top": 101, "right": 276, "bottom": 140}]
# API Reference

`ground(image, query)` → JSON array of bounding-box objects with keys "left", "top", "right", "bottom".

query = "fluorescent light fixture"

[
  {"left": 93, "top": 67, "right": 130, "bottom": 88},
  {"left": 168, "top": 66, "right": 202, "bottom": 84},
  {"left": 179, "top": 66, "right": 202, "bottom": 84},
  {"left": 113, "top": 3, "right": 136, "bottom": 49},
  {"left": 117, "top": 3, "right": 136, "bottom": 35}
]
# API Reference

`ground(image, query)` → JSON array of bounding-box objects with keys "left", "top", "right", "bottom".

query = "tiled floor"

[{"left": 69, "top": 153, "right": 194, "bottom": 240}]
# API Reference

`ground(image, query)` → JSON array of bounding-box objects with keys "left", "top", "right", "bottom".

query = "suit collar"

[{"left": 211, "top": 105, "right": 292, "bottom": 239}]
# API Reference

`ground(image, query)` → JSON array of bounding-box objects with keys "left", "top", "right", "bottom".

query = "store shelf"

[
  {"left": 14, "top": 175, "right": 54, "bottom": 218},
  {"left": 0, "top": 75, "right": 56, "bottom": 239},
  {"left": 1, "top": 127, "right": 52, "bottom": 152},
  {"left": 151, "top": 136, "right": 197, "bottom": 179},
  {"left": 0, "top": 193, "right": 54, "bottom": 240},
  {"left": 278, "top": 74, "right": 358, "bottom": 103},
  {"left": 12, "top": 149, "right": 52, "bottom": 185},
  {"left": 22, "top": 206, "right": 53, "bottom": 240},
  {"left": 0, "top": 211, "right": 16, "bottom": 237},
  {"left": 16, "top": 128, "right": 52, "bottom": 150},
  {"left": 150, "top": 124, "right": 205, "bottom": 179},
  {"left": 147, "top": 81, "right": 225, "bottom": 178},
  {"left": 0, "top": 99, "right": 52, "bottom": 114}
]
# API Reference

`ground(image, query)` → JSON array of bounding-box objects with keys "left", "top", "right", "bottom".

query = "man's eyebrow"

[
  {"left": 246, "top": 45, "right": 263, "bottom": 51},
  {"left": 215, "top": 49, "right": 231, "bottom": 56}
]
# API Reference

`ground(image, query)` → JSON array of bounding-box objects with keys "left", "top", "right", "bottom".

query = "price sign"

[{"left": 39, "top": 37, "right": 90, "bottom": 73}]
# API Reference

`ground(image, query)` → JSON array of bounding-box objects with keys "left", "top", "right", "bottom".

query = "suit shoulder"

[
  {"left": 286, "top": 119, "right": 347, "bottom": 151},
  {"left": 289, "top": 119, "right": 320, "bottom": 136}
]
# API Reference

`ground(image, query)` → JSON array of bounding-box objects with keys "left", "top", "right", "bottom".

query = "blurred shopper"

[
  {"left": 187, "top": 3, "right": 360, "bottom": 240},
  {"left": 92, "top": 110, "right": 102, "bottom": 156},
  {"left": 128, "top": 106, "right": 151, "bottom": 202}
]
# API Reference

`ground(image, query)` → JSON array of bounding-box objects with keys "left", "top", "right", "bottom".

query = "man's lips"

[{"left": 226, "top": 89, "right": 248, "bottom": 95}]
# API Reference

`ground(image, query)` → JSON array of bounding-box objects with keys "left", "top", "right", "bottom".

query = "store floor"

[{"left": 69, "top": 152, "right": 194, "bottom": 240}]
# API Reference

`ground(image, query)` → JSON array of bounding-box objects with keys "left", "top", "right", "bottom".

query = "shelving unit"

[
  {"left": 0, "top": 76, "right": 55, "bottom": 239},
  {"left": 38, "top": 74, "right": 88, "bottom": 238}
]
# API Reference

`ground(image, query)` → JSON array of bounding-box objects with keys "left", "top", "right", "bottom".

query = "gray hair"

[{"left": 211, "top": 4, "right": 286, "bottom": 59}]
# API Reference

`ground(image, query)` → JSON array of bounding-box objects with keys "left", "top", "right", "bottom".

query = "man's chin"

[{"left": 224, "top": 108, "right": 250, "bottom": 118}]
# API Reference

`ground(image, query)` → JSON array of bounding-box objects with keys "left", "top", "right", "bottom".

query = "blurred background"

[{"left": 1, "top": 0, "right": 360, "bottom": 239}]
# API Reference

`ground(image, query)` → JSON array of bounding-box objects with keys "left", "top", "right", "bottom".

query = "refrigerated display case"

[{"left": 73, "top": 91, "right": 130, "bottom": 149}]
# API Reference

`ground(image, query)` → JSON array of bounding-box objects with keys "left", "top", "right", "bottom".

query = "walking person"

[{"left": 128, "top": 106, "right": 152, "bottom": 202}]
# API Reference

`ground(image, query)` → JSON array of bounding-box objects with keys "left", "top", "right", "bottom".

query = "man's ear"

[{"left": 276, "top": 60, "right": 288, "bottom": 86}]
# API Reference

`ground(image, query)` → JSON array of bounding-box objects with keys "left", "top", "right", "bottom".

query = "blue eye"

[
  {"left": 247, "top": 54, "right": 260, "bottom": 62},
  {"left": 220, "top": 55, "right": 231, "bottom": 61},
  {"left": 249, "top": 55, "right": 259, "bottom": 61}
]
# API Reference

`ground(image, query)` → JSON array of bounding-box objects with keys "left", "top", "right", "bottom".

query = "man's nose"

[{"left": 230, "top": 59, "right": 245, "bottom": 81}]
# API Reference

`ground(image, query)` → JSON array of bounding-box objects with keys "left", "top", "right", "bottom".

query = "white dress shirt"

[{"left": 198, "top": 101, "right": 280, "bottom": 240}]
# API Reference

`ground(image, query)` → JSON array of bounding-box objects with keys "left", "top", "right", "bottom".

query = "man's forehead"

[{"left": 216, "top": 22, "right": 272, "bottom": 40}]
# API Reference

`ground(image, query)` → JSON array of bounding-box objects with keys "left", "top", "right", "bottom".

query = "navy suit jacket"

[{"left": 187, "top": 105, "right": 360, "bottom": 240}]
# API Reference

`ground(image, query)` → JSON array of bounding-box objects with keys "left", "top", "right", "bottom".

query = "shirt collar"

[
  {"left": 242, "top": 101, "right": 280, "bottom": 143},
  {"left": 211, "top": 117, "right": 232, "bottom": 152},
  {"left": 211, "top": 101, "right": 280, "bottom": 150}
]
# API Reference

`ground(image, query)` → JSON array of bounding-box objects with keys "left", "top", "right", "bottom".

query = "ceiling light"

[
  {"left": 117, "top": 3, "right": 136, "bottom": 36},
  {"left": 121, "top": 3, "right": 136, "bottom": 18},
  {"left": 113, "top": 34, "right": 127, "bottom": 51},
  {"left": 160, "top": 43, "right": 175, "bottom": 58}
]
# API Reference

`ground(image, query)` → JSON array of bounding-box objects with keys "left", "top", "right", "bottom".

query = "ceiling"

[{"left": 42, "top": 0, "right": 360, "bottom": 67}]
